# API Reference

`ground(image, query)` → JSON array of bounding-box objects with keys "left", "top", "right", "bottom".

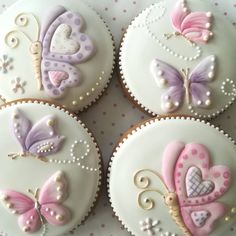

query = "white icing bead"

[
  {"left": 157, "top": 70, "right": 163, "bottom": 76},
  {"left": 206, "top": 12, "right": 212, "bottom": 17},
  {"left": 208, "top": 71, "right": 214, "bottom": 79},
  {"left": 205, "top": 23, "right": 211, "bottom": 29},
  {"left": 205, "top": 99, "right": 211, "bottom": 106},
  {"left": 197, "top": 100, "right": 202, "bottom": 105},
  {"left": 203, "top": 35, "right": 209, "bottom": 41},
  {"left": 165, "top": 102, "right": 173, "bottom": 110},
  {"left": 159, "top": 78, "right": 167, "bottom": 87}
]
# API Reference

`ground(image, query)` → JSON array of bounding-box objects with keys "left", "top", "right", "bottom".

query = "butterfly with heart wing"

[
  {"left": 134, "top": 142, "right": 231, "bottom": 236},
  {"left": 5, "top": 5, "right": 95, "bottom": 99},
  {"left": 150, "top": 55, "right": 216, "bottom": 113},
  {"left": 164, "top": 0, "right": 214, "bottom": 44},
  {"left": 8, "top": 109, "right": 65, "bottom": 161},
  {"left": 0, "top": 171, "right": 71, "bottom": 234}
]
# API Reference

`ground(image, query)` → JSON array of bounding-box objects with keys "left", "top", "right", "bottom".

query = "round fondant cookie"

[
  {"left": 0, "top": 0, "right": 114, "bottom": 112},
  {"left": 119, "top": 0, "right": 236, "bottom": 119},
  {"left": 0, "top": 100, "right": 101, "bottom": 236},
  {"left": 109, "top": 117, "right": 236, "bottom": 236}
]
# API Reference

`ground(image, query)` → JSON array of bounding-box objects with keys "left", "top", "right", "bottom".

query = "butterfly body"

[
  {"left": 30, "top": 41, "right": 43, "bottom": 90},
  {"left": 164, "top": 192, "right": 192, "bottom": 236}
]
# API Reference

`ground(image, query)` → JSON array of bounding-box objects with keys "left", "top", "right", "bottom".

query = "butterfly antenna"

[
  {"left": 134, "top": 169, "right": 168, "bottom": 192},
  {"left": 8, "top": 153, "right": 20, "bottom": 159}
]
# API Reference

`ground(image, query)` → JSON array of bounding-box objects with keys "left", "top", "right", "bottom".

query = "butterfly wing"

[
  {"left": 181, "top": 12, "right": 213, "bottom": 43},
  {"left": 38, "top": 171, "right": 71, "bottom": 225},
  {"left": 41, "top": 203, "right": 71, "bottom": 226},
  {"left": 171, "top": 0, "right": 189, "bottom": 32},
  {"left": 151, "top": 59, "right": 185, "bottom": 113},
  {"left": 41, "top": 60, "right": 81, "bottom": 99},
  {"left": 24, "top": 115, "right": 65, "bottom": 157},
  {"left": 11, "top": 109, "right": 32, "bottom": 152},
  {"left": 173, "top": 143, "right": 231, "bottom": 206},
  {"left": 162, "top": 141, "right": 185, "bottom": 192},
  {"left": 0, "top": 190, "right": 34, "bottom": 214},
  {"left": 181, "top": 202, "right": 226, "bottom": 236},
  {"left": 0, "top": 190, "right": 41, "bottom": 233},
  {"left": 18, "top": 208, "right": 41, "bottom": 233},
  {"left": 40, "top": 6, "right": 94, "bottom": 99},
  {"left": 189, "top": 55, "right": 216, "bottom": 108}
]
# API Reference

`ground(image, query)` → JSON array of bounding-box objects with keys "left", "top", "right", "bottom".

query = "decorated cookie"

[
  {"left": 0, "top": 100, "right": 101, "bottom": 236},
  {"left": 108, "top": 117, "right": 236, "bottom": 236},
  {"left": 119, "top": 0, "right": 236, "bottom": 119},
  {"left": 0, "top": 0, "right": 114, "bottom": 112}
]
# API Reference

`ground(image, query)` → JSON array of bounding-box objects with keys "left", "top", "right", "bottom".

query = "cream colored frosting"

[
  {"left": 0, "top": 101, "right": 101, "bottom": 236},
  {"left": 109, "top": 117, "right": 236, "bottom": 236},
  {"left": 0, "top": 0, "right": 114, "bottom": 112},
  {"left": 120, "top": 0, "right": 236, "bottom": 118}
]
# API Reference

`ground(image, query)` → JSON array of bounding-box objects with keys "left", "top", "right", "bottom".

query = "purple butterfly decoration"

[
  {"left": 150, "top": 55, "right": 216, "bottom": 113},
  {"left": 8, "top": 109, "right": 65, "bottom": 161},
  {"left": 7, "top": 5, "right": 95, "bottom": 99}
]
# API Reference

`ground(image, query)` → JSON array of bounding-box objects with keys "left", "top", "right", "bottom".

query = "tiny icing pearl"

[
  {"left": 205, "top": 23, "right": 211, "bottom": 29},
  {"left": 203, "top": 35, "right": 209, "bottom": 41},
  {"left": 157, "top": 70, "right": 163, "bottom": 76},
  {"left": 206, "top": 12, "right": 212, "bottom": 17},
  {"left": 79, "top": 96, "right": 84, "bottom": 101},
  {"left": 72, "top": 100, "right": 78, "bottom": 106},
  {"left": 56, "top": 214, "right": 64, "bottom": 221},
  {"left": 174, "top": 102, "right": 179, "bottom": 107},
  {"left": 165, "top": 102, "right": 173, "bottom": 110},
  {"left": 206, "top": 91, "right": 211, "bottom": 96},
  {"left": 197, "top": 100, "right": 202, "bottom": 105},
  {"left": 47, "top": 119, "right": 54, "bottom": 127},
  {"left": 23, "top": 226, "right": 30, "bottom": 232},
  {"left": 208, "top": 71, "right": 214, "bottom": 79},
  {"left": 159, "top": 78, "right": 167, "bottom": 87},
  {"left": 205, "top": 99, "right": 211, "bottom": 106}
]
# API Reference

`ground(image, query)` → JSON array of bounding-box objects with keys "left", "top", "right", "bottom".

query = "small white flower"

[
  {"left": 0, "top": 55, "right": 13, "bottom": 74},
  {"left": 11, "top": 77, "right": 27, "bottom": 94},
  {"left": 139, "top": 218, "right": 161, "bottom": 235}
]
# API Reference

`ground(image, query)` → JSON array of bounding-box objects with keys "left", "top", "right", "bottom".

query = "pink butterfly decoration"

[
  {"left": 167, "top": 0, "right": 213, "bottom": 43},
  {"left": 0, "top": 171, "right": 71, "bottom": 233},
  {"left": 162, "top": 142, "right": 231, "bottom": 236},
  {"left": 150, "top": 55, "right": 216, "bottom": 113},
  {"left": 8, "top": 109, "right": 65, "bottom": 160}
]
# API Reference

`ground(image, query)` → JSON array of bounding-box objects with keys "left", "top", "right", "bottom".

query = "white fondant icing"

[
  {"left": 108, "top": 117, "right": 236, "bottom": 236},
  {"left": 119, "top": 0, "right": 236, "bottom": 118},
  {"left": 0, "top": 101, "right": 101, "bottom": 236},
  {"left": 0, "top": 0, "right": 114, "bottom": 112}
]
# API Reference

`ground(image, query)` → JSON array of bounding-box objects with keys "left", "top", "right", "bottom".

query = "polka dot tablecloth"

[{"left": 1, "top": 0, "right": 236, "bottom": 235}]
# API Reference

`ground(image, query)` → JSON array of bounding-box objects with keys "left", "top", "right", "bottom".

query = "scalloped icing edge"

[
  {"left": 107, "top": 115, "right": 236, "bottom": 236},
  {"left": 0, "top": 2, "right": 116, "bottom": 114},
  {"left": 118, "top": 3, "right": 236, "bottom": 120},
  {"left": 0, "top": 98, "right": 103, "bottom": 235}
]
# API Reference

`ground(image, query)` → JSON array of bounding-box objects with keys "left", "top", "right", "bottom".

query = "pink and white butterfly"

[
  {"left": 165, "top": 0, "right": 213, "bottom": 43},
  {"left": 134, "top": 142, "right": 231, "bottom": 236},
  {"left": 0, "top": 171, "right": 71, "bottom": 233},
  {"left": 150, "top": 55, "right": 216, "bottom": 113},
  {"left": 5, "top": 5, "right": 95, "bottom": 98},
  {"left": 8, "top": 109, "right": 65, "bottom": 161}
]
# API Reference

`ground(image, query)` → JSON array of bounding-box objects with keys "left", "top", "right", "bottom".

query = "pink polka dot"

[
  {"left": 224, "top": 180, "right": 230, "bottom": 187},
  {"left": 220, "top": 187, "right": 226, "bottom": 193},
  {"left": 195, "top": 200, "right": 199, "bottom": 204},
  {"left": 223, "top": 171, "right": 230, "bottom": 179},
  {"left": 177, "top": 172, "right": 181, "bottom": 177},
  {"left": 214, "top": 192, "right": 219, "bottom": 197},
  {"left": 201, "top": 198, "right": 206, "bottom": 202},
  {"left": 191, "top": 149, "right": 198, "bottom": 155},
  {"left": 199, "top": 153, "right": 205, "bottom": 159},
  {"left": 188, "top": 200, "right": 192, "bottom": 204},
  {"left": 202, "top": 163, "right": 208, "bottom": 168},
  {"left": 178, "top": 163, "right": 183, "bottom": 168},
  {"left": 213, "top": 172, "right": 221, "bottom": 178},
  {"left": 208, "top": 196, "right": 212, "bottom": 201},
  {"left": 183, "top": 154, "right": 188, "bottom": 160}
]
